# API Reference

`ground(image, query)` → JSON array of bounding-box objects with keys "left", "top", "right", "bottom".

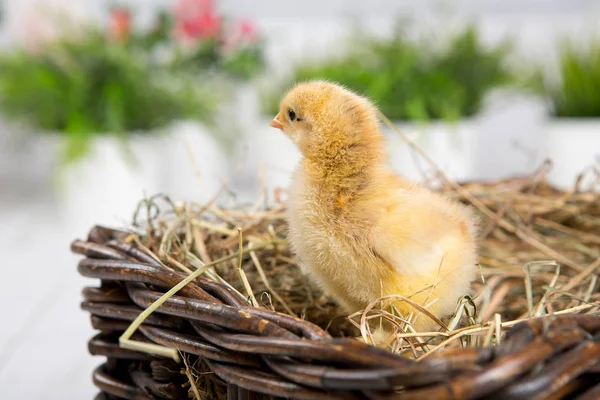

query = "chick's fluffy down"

[{"left": 276, "top": 81, "right": 478, "bottom": 333}]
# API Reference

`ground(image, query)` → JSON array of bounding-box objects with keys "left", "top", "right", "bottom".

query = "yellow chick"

[{"left": 270, "top": 81, "right": 478, "bottom": 335}]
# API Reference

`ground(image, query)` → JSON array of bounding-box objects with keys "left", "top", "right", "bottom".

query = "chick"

[{"left": 270, "top": 81, "right": 478, "bottom": 335}]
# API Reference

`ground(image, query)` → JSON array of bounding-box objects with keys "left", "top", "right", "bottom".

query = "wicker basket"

[{"left": 73, "top": 225, "right": 600, "bottom": 400}]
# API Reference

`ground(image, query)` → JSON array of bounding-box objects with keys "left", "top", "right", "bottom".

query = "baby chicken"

[{"left": 270, "top": 81, "right": 478, "bottom": 335}]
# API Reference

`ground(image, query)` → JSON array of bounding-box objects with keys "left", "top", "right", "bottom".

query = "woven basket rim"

[{"left": 74, "top": 225, "right": 600, "bottom": 400}]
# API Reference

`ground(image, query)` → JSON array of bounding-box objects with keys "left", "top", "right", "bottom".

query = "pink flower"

[
  {"left": 174, "top": 0, "right": 216, "bottom": 16},
  {"left": 179, "top": 13, "right": 221, "bottom": 40},
  {"left": 109, "top": 8, "right": 132, "bottom": 42},
  {"left": 221, "top": 19, "right": 259, "bottom": 54},
  {"left": 237, "top": 20, "right": 258, "bottom": 42},
  {"left": 173, "top": 0, "right": 221, "bottom": 43}
]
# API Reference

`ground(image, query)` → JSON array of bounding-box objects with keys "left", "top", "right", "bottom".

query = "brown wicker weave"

[{"left": 73, "top": 225, "right": 600, "bottom": 400}]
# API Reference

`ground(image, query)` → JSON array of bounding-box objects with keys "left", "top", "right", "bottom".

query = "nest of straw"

[
  {"left": 136, "top": 169, "right": 600, "bottom": 342},
  {"left": 73, "top": 165, "right": 600, "bottom": 399}
]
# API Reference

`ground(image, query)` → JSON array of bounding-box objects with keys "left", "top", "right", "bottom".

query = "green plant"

[
  {"left": 0, "top": 29, "right": 220, "bottom": 164},
  {"left": 124, "top": 0, "right": 265, "bottom": 81},
  {"left": 543, "top": 39, "right": 600, "bottom": 117},
  {"left": 264, "top": 23, "right": 515, "bottom": 121},
  {"left": 434, "top": 25, "right": 514, "bottom": 119}
]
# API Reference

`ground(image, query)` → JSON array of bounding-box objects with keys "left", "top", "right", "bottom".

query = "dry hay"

[{"left": 118, "top": 163, "right": 599, "bottom": 397}]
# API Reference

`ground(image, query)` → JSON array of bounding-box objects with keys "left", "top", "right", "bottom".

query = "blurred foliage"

[
  {"left": 218, "top": 44, "right": 266, "bottom": 80},
  {"left": 541, "top": 39, "right": 600, "bottom": 118},
  {"left": 0, "top": 0, "right": 267, "bottom": 165},
  {"left": 264, "top": 23, "right": 516, "bottom": 121},
  {"left": 167, "top": 36, "right": 266, "bottom": 80},
  {"left": 0, "top": 29, "right": 220, "bottom": 164},
  {"left": 131, "top": 1, "right": 265, "bottom": 81}
]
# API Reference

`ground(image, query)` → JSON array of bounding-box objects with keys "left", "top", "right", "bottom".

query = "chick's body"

[{"left": 271, "top": 81, "right": 478, "bottom": 330}]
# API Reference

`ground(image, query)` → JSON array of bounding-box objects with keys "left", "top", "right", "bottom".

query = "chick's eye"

[{"left": 288, "top": 109, "right": 297, "bottom": 122}]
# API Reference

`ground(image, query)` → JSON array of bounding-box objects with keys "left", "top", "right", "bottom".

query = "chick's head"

[{"left": 270, "top": 80, "right": 383, "bottom": 158}]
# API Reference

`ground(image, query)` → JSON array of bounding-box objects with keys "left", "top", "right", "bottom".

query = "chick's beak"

[{"left": 270, "top": 114, "right": 283, "bottom": 130}]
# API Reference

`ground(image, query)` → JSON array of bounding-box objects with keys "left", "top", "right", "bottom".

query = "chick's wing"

[{"left": 368, "top": 186, "right": 470, "bottom": 277}]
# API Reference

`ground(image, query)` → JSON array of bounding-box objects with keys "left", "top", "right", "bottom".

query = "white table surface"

[{"left": 0, "top": 193, "right": 111, "bottom": 399}]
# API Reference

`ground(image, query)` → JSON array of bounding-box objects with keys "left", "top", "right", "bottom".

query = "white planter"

[
  {"left": 470, "top": 93, "right": 547, "bottom": 181},
  {"left": 0, "top": 125, "right": 165, "bottom": 232},
  {"left": 545, "top": 119, "right": 600, "bottom": 190},
  {"left": 0, "top": 125, "right": 63, "bottom": 198},
  {"left": 58, "top": 134, "right": 165, "bottom": 233},
  {"left": 384, "top": 95, "right": 548, "bottom": 186},
  {"left": 384, "top": 121, "right": 478, "bottom": 185},
  {"left": 160, "top": 121, "right": 229, "bottom": 203},
  {"left": 0, "top": 122, "right": 229, "bottom": 233}
]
